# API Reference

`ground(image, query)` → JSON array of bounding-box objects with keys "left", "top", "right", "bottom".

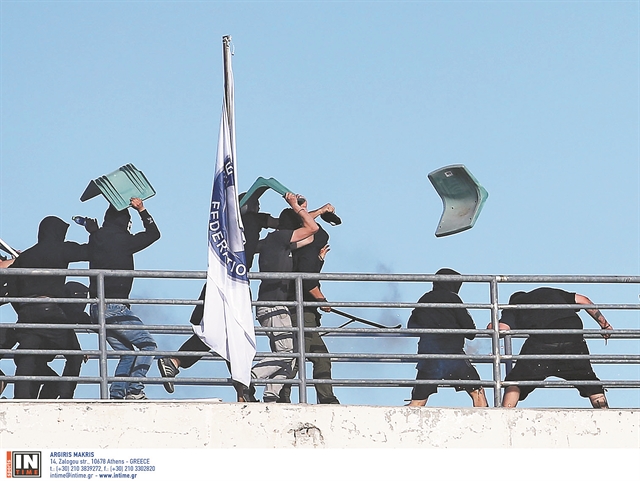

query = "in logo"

[{"left": 6, "top": 451, "right": 41, "bottom": 478}]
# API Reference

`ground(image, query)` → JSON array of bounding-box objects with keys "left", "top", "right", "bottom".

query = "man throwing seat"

[
  {"left": 88, "top": 197, "right": 160, "bottom": 400},
  {"left": 250, "top": 192, "right": 318, "bottom": 403}
]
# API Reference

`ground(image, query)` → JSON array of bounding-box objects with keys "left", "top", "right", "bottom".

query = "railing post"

[
  {"left": 97, "top": 272, "right": 109, "bottom": 399},
  {"left": 490, "top": 277, "right": 503, "bottom": 407},
  {"left": 504, "top": 335, "right": 513, "bottom": 376},
  {"left": 295, "top": 274, "right": 307, "bottom": 403}
]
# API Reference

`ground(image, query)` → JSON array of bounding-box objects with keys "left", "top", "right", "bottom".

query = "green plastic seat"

[
  {"left": 428, "top": 164, "right": 488, "bottom": 237},
  {"left": 239, "top": 177, "right": 292, "bottom": 208},
  {"left": 80, "top": 164, "right": 156, "bottom": 211}
]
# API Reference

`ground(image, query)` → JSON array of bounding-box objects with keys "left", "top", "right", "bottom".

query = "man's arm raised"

[{"left": 285, "top": 193, "right": 319, "bottom": 244}]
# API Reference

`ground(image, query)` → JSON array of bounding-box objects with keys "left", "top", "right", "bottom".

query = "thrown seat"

[
  {"left": 80, "top": 164, "right": 156, "bottom": 211},
  {"left": 428, "top": 164, "right": 488, "bottom": 237}
]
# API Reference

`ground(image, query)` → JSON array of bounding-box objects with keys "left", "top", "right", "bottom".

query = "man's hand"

[
  {"left": 318, "top": 244, "right": 330, "bottom": 262},
  {"left": 319, "top": 203, "right": 335, "bottom": 215},
  {"left": 486, "top": 322, "right": 512, "bottom": 332},
  {"left": 130, "top": 197, "right": 145, "bottom": 212},
  {"left": 575, "top": 294, "right": 613, "bottom": 341},
  {"left": 284, "top": 192, "right": 299, "bottom": 208},
  {"left": 600, "top": 322, "right": 613, "bottom": 341},
  {"left": 310, "top": 286, "right": 331, "bottom": 312},
  {"left": 84, "top": 218, "right": 99, "bottom": 234},
  {"left": 319, "top": 298, "right": 331, "bottom": 313},
  {"left": 284, "top": 192, "right": 306, "bottom": 208}
]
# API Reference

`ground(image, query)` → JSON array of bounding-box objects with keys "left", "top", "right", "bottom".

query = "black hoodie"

[
  {"left": 9, "top": 216, "right": 89, "bottom": 302},
  {"left": 407, "top": 268, "right": 476, "bottom": 354},
  {"left": 88, "top": 205, "right": 160, "bottom": 299}
]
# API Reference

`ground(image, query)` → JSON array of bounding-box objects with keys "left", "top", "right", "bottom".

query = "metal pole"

[
  {"left": 504, "top": 334, "right": 513, "bottom": 375},
  {"left": 97, "top": 272, "right": 109, "bottom": 399},
  {"left": 489, "top": 277, "right": 502, "bottom": 407},
  {"left": 295, "top": 274, "right": 307, "bottom": 403},
  {"left": 222, "top": 35, "right": 234, "bottom": 139}
]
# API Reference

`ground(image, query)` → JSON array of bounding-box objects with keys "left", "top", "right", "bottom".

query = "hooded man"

[
  {"left": 406, "top": 268, "right": 488, "bottom": 407},
  {"left": 88, "top": 197, "right": 160, "bottom": 400},
  {"left": 8, "top": 216, "right": 89, "bottom": 399}
]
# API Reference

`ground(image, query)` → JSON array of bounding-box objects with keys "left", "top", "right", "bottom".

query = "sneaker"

[
  {"left": 263, "top": 395, "right": 279, "bottom": 403},
  {"left": 278, "top": 386, "right": 291, "bottom": 403},
  {"left": 238, "top": 389, "right": 259, "bottom": 403},
  {"left": 318, "top": 395, "right": 340, "bottom": 404},
  {"left": 0, "top": 369, "right": 6, "bottom": 396},
  {"left": 125, "top": 392, "right": 147, "bottom": 400},
  {"left": 243, "top": 385, "right": 258, "bottom": 403},
  {"left": 277, "top": 391, "right": 291, "bottom": 403},
  {"left": 157, "top": 357, "right": 179, "bottom": 393}
]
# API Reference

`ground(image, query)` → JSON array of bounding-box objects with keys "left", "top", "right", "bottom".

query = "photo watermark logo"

[{"left": 6, "top": 451, "right": 41, "bottom": 478}]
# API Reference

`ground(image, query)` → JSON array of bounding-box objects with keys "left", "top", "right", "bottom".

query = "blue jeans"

[{"left": 91, "top": 304, "right": 157, "bottom": 399}]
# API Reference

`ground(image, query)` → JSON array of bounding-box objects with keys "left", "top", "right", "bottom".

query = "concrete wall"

[{"left": 1, "top": 400, "right": 638, "bottom": 449}]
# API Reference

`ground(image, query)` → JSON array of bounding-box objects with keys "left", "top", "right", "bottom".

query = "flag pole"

[
  {"left": 194, "top": 35, "right": 256, "bottom": 393},
  {"left": 222, "top": 35, "right": 234, "bottom": 144}
]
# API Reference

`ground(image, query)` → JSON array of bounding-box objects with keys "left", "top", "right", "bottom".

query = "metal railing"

[{"left": 1, "top": 269, "right": 639, "bottom": 407}]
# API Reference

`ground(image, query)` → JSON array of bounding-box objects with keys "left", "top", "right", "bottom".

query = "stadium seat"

[
  {"left": 239, "top": 177, "right": 291, "bottom": 208},
  {"left": 428, "top": 164, "right": 488, "bottom": 237},
  {"left": 80, "top": 164, "right": 156, "bottom": 211}
]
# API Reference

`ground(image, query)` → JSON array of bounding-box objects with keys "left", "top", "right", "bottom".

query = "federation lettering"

[
  {"left": 209, "top": 200, "right": 246, "bottom": 278},
  {"left": 209, "top": 155, "right": 247, "bottom": 281}
]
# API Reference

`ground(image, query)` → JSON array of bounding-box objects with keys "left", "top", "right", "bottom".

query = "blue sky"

[{"left": 0, "top": 1, "right": 638, "bottom": 407}]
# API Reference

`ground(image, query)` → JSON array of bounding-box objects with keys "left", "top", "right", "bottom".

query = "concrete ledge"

[{"left": 1, "top": 401, "right": 638, "bottom": 448}]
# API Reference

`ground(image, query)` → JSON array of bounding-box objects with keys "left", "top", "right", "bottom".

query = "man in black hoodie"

[
  {"left": 406, "top": 268, "right": 488, "bottom": 407},
  {"left": 8, "top": 216, "right": 89, "bottom": 399},
  {"left": 88, "top": 197, "right": 160, "bottom": 400}
]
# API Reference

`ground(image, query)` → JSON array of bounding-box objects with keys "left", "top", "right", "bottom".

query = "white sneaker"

[{"left": 125, "top": 391, "right": 148, "bottom": 400}]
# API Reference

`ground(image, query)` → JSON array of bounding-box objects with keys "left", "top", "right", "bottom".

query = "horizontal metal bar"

[
  {"left": 5, "top": 323, "right": 637, "bottom": 339},
  {"left": 5, "top": 268, "right": 640, "bottom": 283},
  {"left": 3, "top": 349, "right": 637, "bottom": 363},
  {"left": 6, "top": 376, "right": 638, "bottom": 390}
]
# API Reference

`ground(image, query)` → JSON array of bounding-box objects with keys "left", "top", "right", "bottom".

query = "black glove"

[{"left": 84, "top": 218, "right": 99, "bottom": 233}]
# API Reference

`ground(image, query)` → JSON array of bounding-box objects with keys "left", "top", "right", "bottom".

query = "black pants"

[
  {"left": 173, "top": 335, "right": 239, "bottom": 389},
  {"left": 38, "top": 332, "right": 83, "bottom": 399},
  {"left": 505, "top": 339, "right": 603, "bottom": 400},
  {"left": 175, "top": 334, "right": 210, "bottom": 369},
  {"left": 14, "top": 304, "right": 83, "bottom": 399},
  {"left": 411, "top": 355, "right": 482, "bottom": 400}
]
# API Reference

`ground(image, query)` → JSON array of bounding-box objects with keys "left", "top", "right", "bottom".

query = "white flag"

[{"left": 193, "top": 37, "right": 256, "bottom": 388}]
